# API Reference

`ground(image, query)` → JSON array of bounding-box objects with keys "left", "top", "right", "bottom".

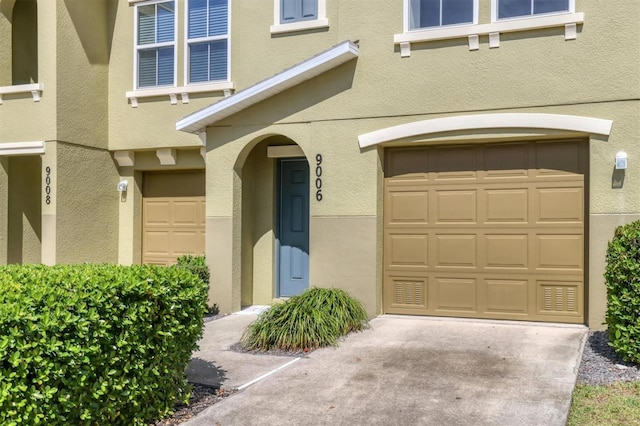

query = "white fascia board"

[
  {"left": 177, "top": 40, "right": 359, "bottom": 134},
  {"left": 0, "top": 141, "right": 46, "bottom": 156},
  {"left": 358, "top": 113, "right": 613, "bottom": 148}
]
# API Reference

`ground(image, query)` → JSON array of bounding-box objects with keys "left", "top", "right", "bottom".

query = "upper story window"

[
  {"left": 408, "top": 0, "right": 475, "bottom": 30},
  {"left": 281, "top": 0, "right": 317, "bottom": 24},
  {"left": 495, "top": 0, "right": 572, "bottom": 20},
  {"left": 135, "top": 1, "right": 176, "bottom": 89},
  {"left": 187, "top": 0, "right": 229, "bottom": 83},
  {"left": 271, "top": 0, "right": 328, "bottom": 34}
]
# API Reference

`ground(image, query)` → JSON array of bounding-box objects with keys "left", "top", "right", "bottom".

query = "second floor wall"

[
  {"left": 1, "top": 1, "right": 638, "bottom": 151},
  {"left": 107, "top": 0, "right": 640, "bottom": 151}
]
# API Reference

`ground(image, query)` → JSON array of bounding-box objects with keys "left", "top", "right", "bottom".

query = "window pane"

[
  {"left": 442, "top": 0, "right": 474, "bottom": 25},
  {"left": 410, "top": 0, "right": 440, "bottom": 29},
  {"left": 301, "top": 0, "right": 318, "bottom": 19},
  {"left": 157, "top": 46, "right": 174, "bottom": 86},
  {"left": 498, "top": 0, "right": 532, "bottom": 19},
  {"left": 138, "top": 49, "right": 157, "bottom": 87},
  {"left": 138, "top": 5, "right": 155, "bottom": 45},
  {"left": 188, "top": 0, "right": 207, "bottom": 38},
  {"left": 189, "top": 43, "right": 209, "bottom": 83},
  {"left": 281, "top": 0, "right": 298, "bottom": 23},
  {"left": 209, "top": 0, "right": 228, "bottom": 36},
  {"left": 209, "top": 40, "right": 228, "bottom": 81},
  {"left": 157, "top": 2, "right": 175, "bottom": 43},
  {"left": 534, "top": 0, "right": 568, "bottom": 14}
]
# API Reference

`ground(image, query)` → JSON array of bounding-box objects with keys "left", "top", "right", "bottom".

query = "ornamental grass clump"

[
  {"left": 605, "top": 220, "right": 640, "bottom": 363},
  {"left": 240, "top": 287, "right": 369, "bottom": 352}
]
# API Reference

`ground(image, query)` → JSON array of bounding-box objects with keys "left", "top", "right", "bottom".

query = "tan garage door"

[
  {"left": 142, "top": 171, "right": 205, "bottom": 266},
  {"left": 384, "top": 140, "right": 586, "bottom": 323}
]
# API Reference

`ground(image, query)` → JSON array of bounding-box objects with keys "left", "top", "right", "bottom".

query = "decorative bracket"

[
  {"left": 114, "top": 151, "right": 135, "bottom": 167},
  {"left": 156, "top": 148, "right": 177, "bottom": 165},
  {"left": 489, "top": 32, "right": 500, "bottom": 48},
  {"left": 468, "top": 34, "right": 479, "bottom": 51}
]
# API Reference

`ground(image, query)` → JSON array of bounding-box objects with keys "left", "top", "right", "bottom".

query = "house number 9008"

[
  {"left": 315, "top": 154, "right": 323, "bottom": 202},
  {"left": 45, "top": 166, "right": 52, "bottom": 205}
]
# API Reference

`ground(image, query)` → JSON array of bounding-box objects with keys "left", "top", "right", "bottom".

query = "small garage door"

[
  {"left": 383, "top": 140, "right": 586, "bottom": 323},
  {"left": 142, "top": 171, "right": 205, "bottom": 266}
]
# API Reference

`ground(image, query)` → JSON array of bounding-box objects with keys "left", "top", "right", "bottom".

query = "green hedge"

[
  {"left": 176, "top": 255, "right": 209, "bottom": 286},
  {"left": 0, "top": 264, "right": 208, "bottom": 425},
  {"left": 605, "top": 221, "right": 640, "bottom": 363}
]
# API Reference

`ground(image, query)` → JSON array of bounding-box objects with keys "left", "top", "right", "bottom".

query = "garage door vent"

[
  {"left": 541, "top": 285, "right": 578, "bottom": 314},
  {"left": 394, "top": 280, "right": 425, "bottom": 306}
]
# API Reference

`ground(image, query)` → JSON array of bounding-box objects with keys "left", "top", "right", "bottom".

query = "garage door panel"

[
  {"left": 536, "top": 187, "right": 584, "bottom": 223},
  {"left": 431, "top": 146, "right": 478, "bottom": 180},
  {"left": 385, "top": 148, "right": 430, "bottom": 179},
  {"left": 485, "top": 279, "right": 529, "bottom": 314},
  {"left": 172, "top": 201, "right": 200, "bottom": 226},
  {"left": 173, "top": 231, "right": 202, "bottom": 255},
  {"left": 435, "top": 234, "right": 477, "bottom": 268},
  {"left": 144, "top": 231, "right": 170, "bottom": 255},
  {"left": 386, "top": 191, "right": 429, "bottom": 225},
  {"left": 483, "top": 143, "right": 529, "bottom": 179},
  {"left": 434, "top": 277, "right": 477, "bottom": 312},
  {"left": 384, "top": 140, "right": 585, "bottom": 323},
  {"left": 484, "top": 234, "right": 528, "bottom": 269},
  {"left": 536, "top": 234, "right": 583, "bottom": 270},
  {"left": 484, "top": 188, "right": 529, "bottom": 223},
  {"left": 535, "top": 142, "right": 584, "bottom": 176},
  {"left": 386, "top": 234, "right": 429, "bottom": 268},
  {"left": 435, "top": 190, "right": 477, "bottom": 224},
  {"left": 144, "top": 201, "right": 171, "bottom": 226}
]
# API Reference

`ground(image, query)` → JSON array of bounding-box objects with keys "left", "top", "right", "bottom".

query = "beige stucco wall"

[
  {"left": 0, "top": 1, "right": 12, "bottom": 86},
  {"left": 54, "top": 142, "right": 119, "bottom": 264},
  {"left": 0, "top": 0, "right": 56, "bottom": 143},
  {"left": 7, "top": 155, "right": 41, "bottom": 264},
  {"left": 55, "top": 0, "right": 110, "bottom": 149},
  {"left": 0, "top": 158, "right": 7, "bottom": 263},
  {"left": 107, "top": 0, "right": 225, "bottom": 151}
]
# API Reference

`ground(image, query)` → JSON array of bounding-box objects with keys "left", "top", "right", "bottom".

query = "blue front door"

[{"left": 278, "top": 158, "right": 310, "bottom": 297}]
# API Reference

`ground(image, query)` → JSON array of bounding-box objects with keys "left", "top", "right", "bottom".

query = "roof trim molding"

[
  {"left": 0, "top": 141, "right": 45, "bottom": 156},
  {"left": 358, "top": 113, "right": 613, "bottom": 148},
  {"left": 177, "top": 40, "right": 359, "bottom": 134}
]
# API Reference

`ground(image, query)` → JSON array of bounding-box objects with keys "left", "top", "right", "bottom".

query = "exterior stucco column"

[
  {"left": 205, "top": 128, "right": 242, "bottom": 313},
  {"left": 0, "top": 157, "right": 8, "bottom": 264},
  {"left": 117, "top": 167, "right": 137, "bottom": 265},
  {"left": 41, "top": 142, "right": 57, "bottom": 265}
]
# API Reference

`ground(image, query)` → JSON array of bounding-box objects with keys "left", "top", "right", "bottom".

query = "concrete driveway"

[{"left": 186, "top": 314, "right": 587, "bottom": 426}]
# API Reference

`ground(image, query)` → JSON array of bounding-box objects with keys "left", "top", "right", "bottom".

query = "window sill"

[
  {"left": 125, "top": 82, "right": 235, "bottom": 108},
  {"left": 270, "top": 19, "right": 329, "bottom": 35},
  {"left": 394, "top": 12, "right": 584, "bottom": 57},
  {"left": 0, "top": 83, "right": 44, "bottom": 104}
]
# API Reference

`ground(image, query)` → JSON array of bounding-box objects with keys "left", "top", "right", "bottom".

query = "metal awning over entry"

[{"left": 177, "top": 40, "right": 359, "bottom": 134}]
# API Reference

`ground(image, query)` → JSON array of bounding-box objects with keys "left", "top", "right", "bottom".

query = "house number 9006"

[
  {"left": 45, "top": 166, "right": 52, "bottom": 205},
  {"left": 315, "top": 154, "right": 323, "bottom": 202}
]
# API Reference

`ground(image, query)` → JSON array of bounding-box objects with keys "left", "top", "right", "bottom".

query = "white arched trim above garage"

[{"left": 358, "top": 113, "right": 613, "bottom": 148}]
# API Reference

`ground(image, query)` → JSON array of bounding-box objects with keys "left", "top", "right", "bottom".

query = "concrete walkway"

[{"left": 185, "top": 313, "right": 587, "bottom": 426}]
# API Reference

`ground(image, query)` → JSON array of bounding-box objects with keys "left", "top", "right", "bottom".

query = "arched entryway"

[{"left": 236, "top": 135, "right": 310, "bottom": 307}]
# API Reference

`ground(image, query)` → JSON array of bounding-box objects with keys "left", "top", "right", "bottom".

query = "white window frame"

[
  {"left": 184, "top": 0, "right": 231, "bottom": 86},
  {"left": 270, "top": 0, "right": 329, "bottom": 34},
  {"left": 133, "top": 0, "right": 178, "bottom": 90},
  {"left": 396, "top": 0, "right": 582, "bottom": 57},
  {"left": 404, "top": 0, "right": 479, "bottom": 33},
  {"left": 491, "top": 0, "right": 575, "bottom": 22}
]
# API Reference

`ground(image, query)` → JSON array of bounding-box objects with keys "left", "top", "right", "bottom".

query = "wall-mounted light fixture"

[
  {"left": 117, "top": 180, "right": 129, "bottom": 192},
  {"left": 615, "top": 151, "right": 628, "bottom": 170}
]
